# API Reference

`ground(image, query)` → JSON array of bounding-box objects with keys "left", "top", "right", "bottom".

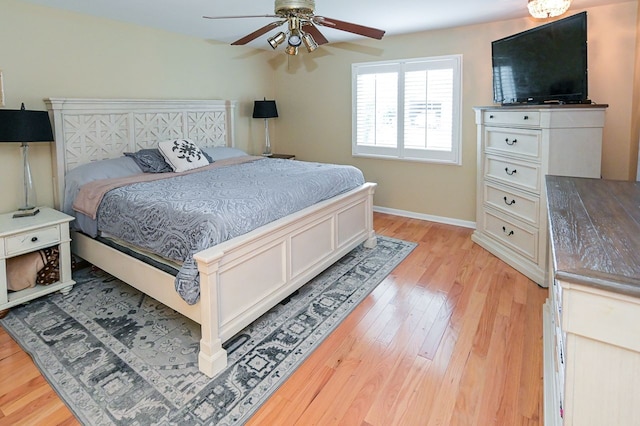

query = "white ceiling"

[{"left": 22, "top": 0, "right": 627, "bottom": 48}]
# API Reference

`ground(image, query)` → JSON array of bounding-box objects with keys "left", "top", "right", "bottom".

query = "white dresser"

[
  {"left": 544, "top": 176, "right": 640, "bottom": 426},
  {"left": 472, "top": 105, "right": 607, "bottom": 285}
]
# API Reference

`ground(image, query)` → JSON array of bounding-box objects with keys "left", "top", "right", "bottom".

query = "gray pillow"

[
  {"left": 124, "top": 149, "right": 173, "bottom": 173},
  {"left": 125, "top": 148, "right": 214, "bottom": 173},
  {"left": 63, "top": 156, "right": 142, "bottom": 216}
]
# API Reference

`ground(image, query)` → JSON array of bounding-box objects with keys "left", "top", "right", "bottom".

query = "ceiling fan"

[{"left": 203, "top": 0, "right": 386, "bottom": 55}]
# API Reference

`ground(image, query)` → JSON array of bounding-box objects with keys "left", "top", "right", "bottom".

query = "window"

[{"left": 352, "top": 55, "right": 462, "bottom": 164}]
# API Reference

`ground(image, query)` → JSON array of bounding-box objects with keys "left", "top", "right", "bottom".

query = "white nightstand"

[
  {"left": 270, "top": 153, "right": 295, "bottom": 160},
  {"left": 0, "top": 207, "right": 75, "bottom": 310}
]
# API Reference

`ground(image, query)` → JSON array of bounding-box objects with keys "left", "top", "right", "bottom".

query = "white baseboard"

[{"left": 373, "top": 206, "right": 476, "bottom": 230}]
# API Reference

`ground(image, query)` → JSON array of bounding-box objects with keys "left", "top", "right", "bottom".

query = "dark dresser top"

[{"left": 546, "top": 176, "right": 640, "bottom": 297}]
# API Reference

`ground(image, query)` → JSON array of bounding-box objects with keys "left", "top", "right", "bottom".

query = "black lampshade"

[
  {"left": 252, "top": 100, "right": 278, "bottom": 119},
  {"left": 0, "top": 105, "right": 53, "bottom": 143}
]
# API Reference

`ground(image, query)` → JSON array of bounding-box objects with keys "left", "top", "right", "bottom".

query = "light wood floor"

[{"left": 0, "top": 213, "right": 547, "bottom": 425}]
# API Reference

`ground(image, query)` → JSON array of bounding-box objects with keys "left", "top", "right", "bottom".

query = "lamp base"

[
  {"left": 262, "top": 118, "right": 273, "bottom": 157},
  {"left": 13, "top": 207, "right": 40, "bottom": 218}
]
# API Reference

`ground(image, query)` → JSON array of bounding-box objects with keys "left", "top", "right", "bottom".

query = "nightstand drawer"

[{"left": 5, "top": 225, "right": 61, "bottom": 256}]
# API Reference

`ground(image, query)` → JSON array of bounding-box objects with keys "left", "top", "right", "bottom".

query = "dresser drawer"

[
  {"left": 485, "top": 127, "right": 541, "bottom": 159},
  {"left": 483, "top": 209, "right": 538, "bottom": 262},
  {"left": 483, "top": 110, "right": 541, "bottom": 127},
  {"left": 484, "top": 182, "right": 540, "bottom": 225},
  {"left": 485, "top": 155, "right": 541, "bottom": 193},
  {"left": 5, "top": 225, "right": 61, "bottom": 256}
]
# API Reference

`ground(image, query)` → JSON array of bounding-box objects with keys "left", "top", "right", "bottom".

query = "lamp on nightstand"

[
  {"left": 0, "top": 103, "right": 54, "bottom": 215},
  {"left": 252, "top": 98, "right": 278, "bottom": 157}
]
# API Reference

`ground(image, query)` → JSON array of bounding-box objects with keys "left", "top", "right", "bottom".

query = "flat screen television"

[{"left": 492, "top": 12, "right": 588, "bottom": 106}]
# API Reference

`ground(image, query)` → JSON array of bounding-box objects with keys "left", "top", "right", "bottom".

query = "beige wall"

[
  {"left": 0, "top": 0, "right": 276, "bottom": 213},
  {"left": 1, "top": 1, "right": 638, "bottom": 224},
  {"left": 272, "top": 2, "right": 638, "bottom": 223},
  {"left": 588, "top": 2, "right": 638, "bottom": 180},
  {"left": 632, "top": 0, "right": 640, "bottom": 179}
]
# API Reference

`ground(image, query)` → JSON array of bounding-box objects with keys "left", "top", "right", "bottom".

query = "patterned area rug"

[{"left": 1, "top": 236, "right": 415, "bottom": 425}]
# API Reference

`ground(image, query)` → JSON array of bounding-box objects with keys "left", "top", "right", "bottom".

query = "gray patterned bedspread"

[{"left": 95, "top": 158, "right": 365, "bottom": 304}]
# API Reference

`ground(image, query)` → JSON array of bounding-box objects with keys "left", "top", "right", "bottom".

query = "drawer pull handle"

[
  {"left": 505, "top": 138, "right": 517, "bottom": 146},
  {"left": 504, "top": 167, "right": 517, "bottom": 176},
  {"left": 489, "top": 114, "right": 494, "bottom": 119},
  {"left": 523, "top": 115, "right": 529, "bottom": 120},
  {"left": 503, "top": 196, "right": 516, "bottom": 206},
  {"left": 502, "top": 226, "right": 514, "bottom": 237},
  {"left": 31, "top": 236, "right": 38, "bottom": 242}
]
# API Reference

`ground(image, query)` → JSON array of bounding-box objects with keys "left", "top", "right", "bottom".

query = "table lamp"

[
  {"left": 252, "top": 99, "right": 278, "bottom": 156},
  {"left": 0, "top": 103, "right": 54, "bottom": 216}
]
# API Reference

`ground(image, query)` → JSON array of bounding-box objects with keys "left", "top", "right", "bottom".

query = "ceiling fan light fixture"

[
  {"left": 288, "top": 33, "right": 302, "bottom": 47},
  {"left": 286, "top": 16, "right": 302, "bottom": 49},
  {"left": 267, "top": 31, "right": 286, "bottom": 49},
  {"left": 302, "top": 32, "right": 318, "bottom": 52},
  {"left": 527, "top": 0, "right": 571, "bottom": 18},
  {"left": 285, "top": 45, "right": 299, "bottom": 55}
]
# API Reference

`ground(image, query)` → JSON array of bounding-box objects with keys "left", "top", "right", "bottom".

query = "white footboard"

[{"left": 194, "top": 182, "right": 376, "bottom": 376}]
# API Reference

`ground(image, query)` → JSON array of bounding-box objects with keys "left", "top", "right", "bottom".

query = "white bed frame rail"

[{"left": 47, "top": 98, "right": 377, "bottom": 377}]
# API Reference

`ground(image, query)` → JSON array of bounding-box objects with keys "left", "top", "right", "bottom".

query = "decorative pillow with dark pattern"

[{"left": 158, "top": 139, "right": 210, "bottom": 172}]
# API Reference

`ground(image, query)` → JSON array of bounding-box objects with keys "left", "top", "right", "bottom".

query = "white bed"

[{"left": 46, "top": 98, "right": 377, "bottom": 377}]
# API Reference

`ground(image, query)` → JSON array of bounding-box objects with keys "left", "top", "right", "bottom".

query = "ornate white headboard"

[{"left": 45, "top": 98, "right": 237, "bottom": 209}]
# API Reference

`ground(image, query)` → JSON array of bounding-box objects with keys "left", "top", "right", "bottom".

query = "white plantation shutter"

[
  {"left": 352, "top": 55, "right": 462, "bottom": 164},
  {"left": 356, "top": 72, "right": 398, "bottom": 148}
]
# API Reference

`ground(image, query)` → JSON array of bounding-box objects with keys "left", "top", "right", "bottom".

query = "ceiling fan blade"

[
  {"left": 230, "top": 20, "right": 286, "bottom": 45},
  {"left": 302, "top": 22, "right": 329, "bottom": 45},
  {"left": 314, "top": 16, "right": 385, "bottom": 40},
  {"left": 203, "top": 14, "right": 279, "bottom": 20}
]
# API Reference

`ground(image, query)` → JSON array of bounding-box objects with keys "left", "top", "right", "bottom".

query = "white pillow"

[{"left": 158, "top": 139, "right": 210, "bottom": 172}]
